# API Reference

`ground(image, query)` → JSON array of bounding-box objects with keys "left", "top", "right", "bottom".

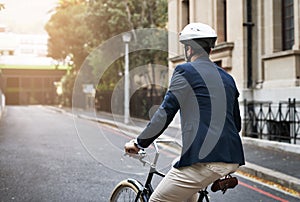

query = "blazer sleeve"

[
  {"left": 137, "top": 66, "right": 189, "bottom": 148},
  {"left": 233, "top": 91, "right": 241, "bottom": 132}
]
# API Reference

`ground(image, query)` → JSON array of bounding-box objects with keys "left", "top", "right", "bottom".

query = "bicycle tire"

[{"left": 110, "top": 179, "right": 148, "bottom": 202}]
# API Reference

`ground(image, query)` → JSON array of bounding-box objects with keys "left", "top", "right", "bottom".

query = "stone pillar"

[
  {"left": 293, "top": 0, "right": 300, "bottom": 50},
  {"left": 256, "top": 0, "right": 264, "bottom": 86}
]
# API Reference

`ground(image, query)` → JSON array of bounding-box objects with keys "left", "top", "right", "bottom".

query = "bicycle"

[{"left": 110, "top": 139, "right": 237, "bottom": 202}]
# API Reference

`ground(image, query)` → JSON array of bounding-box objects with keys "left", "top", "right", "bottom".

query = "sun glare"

[{"left": 0, "top": 0, "right": 58, "bottom": 34}]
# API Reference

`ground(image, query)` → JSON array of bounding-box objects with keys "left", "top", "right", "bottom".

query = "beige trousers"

[{"left": 149, "top": 162, "right": 239, "bottom": 202}]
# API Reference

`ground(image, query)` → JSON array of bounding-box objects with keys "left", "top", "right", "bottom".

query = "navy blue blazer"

[{"left": 137, "top": 56, "right": 245, "bottom": 168}]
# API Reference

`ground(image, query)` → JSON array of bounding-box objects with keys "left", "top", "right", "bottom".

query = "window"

[
  {"left": 182, "top": 0, "right": 190, "bottom": 27},
  {"left": 214, "top": 60, "right": 222, "bottom": 67},
  {"left": 282, "top": 0, "right": 294, "bottom": 50},
  {"left": 216, "top": 0, "right": 227, "bottom": 43},
  {"left": 7, "top": 77, "right": 19, "bottom": 88}
]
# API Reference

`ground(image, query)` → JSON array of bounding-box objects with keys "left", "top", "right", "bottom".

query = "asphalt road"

[{"left": 0, "top": 106, "right": 299, "bottom": 202}]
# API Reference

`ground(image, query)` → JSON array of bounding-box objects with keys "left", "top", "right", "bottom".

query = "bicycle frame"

[
  {"left": 130, "top": 140, "right": 166, "bottom": 201},
  {"left": 126, "top": 139, "right": 210, "bottom": 202},
  {"left": 132, "top": 168, "right": 165, "bottom": 201}
]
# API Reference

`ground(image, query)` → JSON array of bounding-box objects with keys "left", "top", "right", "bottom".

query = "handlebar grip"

[{"left": 127, "top": 149, "right": 138, "bottom": 154}]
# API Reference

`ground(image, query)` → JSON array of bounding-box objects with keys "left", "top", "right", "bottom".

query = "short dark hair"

[{"left": 185, "top": 38, "right": 216, "bottom": 54}]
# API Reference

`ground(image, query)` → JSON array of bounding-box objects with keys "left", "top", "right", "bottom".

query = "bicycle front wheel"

[{"left": 110, "top": 179, "right": 148, "bottom": 202}]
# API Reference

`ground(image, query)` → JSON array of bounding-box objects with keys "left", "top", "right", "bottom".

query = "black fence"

[
  {"left": 243, "top": 98, "right": 300, "bottom": 144},
  {"left": 95, "top": 87, "right": 166, "bottom": 120}
]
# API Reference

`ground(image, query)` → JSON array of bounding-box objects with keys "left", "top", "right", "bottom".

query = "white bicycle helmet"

[
  {"left": 179, "top": 23, "right": 217, "bottom": 48},
  {"left": 179, "top": 23, "right": 217, "bottom": 61}
]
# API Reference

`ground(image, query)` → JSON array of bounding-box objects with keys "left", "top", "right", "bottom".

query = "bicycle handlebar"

[{"left": 125, "top": 138, "right": 182, "bottom": 167}]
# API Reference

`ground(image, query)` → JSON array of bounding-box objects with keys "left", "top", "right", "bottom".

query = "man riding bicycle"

[{"left": 125, "top": 23, "right": 245, "bottom": 202}]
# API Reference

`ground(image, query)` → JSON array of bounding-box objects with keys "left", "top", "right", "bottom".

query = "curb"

[
  {"left": 239, "top": 162, "right": 300, "bottom": 193},
  {"left": 242, "top": 137, "right": 300, "bottom": 155}
]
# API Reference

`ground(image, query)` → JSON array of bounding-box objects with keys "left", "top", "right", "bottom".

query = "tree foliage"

[
  {"left": 85, "top": 0, "right": 168, "bottom": 91},
  {"left": 45, "top": 0, "right": 92, "bottom": 69},
  {"left": 0, "top": 3, "right": 5, "bottom": 11},
  {"left": 45, "top": 0, "right": 168, "bottom": 106},
  {"left": 45, "top": 0, "right": 92, "bottom": 106},
  {"left": 86, "top": 0, "right": 167, "bottom": 44}
]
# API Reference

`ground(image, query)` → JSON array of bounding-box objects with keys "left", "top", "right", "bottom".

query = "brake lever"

[
  {"left": 124, "top": 150, "right": 148, "bottom": 166},
  {"left": 124, "top": 150, "right": 146, "bottom": 158}
]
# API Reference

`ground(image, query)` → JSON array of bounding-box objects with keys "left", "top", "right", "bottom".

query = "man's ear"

[{"left": 188, "top": 46, "right": 193, "bottom": 54}]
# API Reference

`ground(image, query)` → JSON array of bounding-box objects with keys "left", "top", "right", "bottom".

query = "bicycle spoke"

[{"left": 115, "top": 187, "right": 141, "bottom": 202}]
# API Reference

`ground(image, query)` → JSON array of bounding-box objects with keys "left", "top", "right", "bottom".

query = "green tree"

[
  {"left": 45, "top": 0, "right": 93, "bottom": 106},
  {"left": 45, "top": 0, "right": 92, "bottom": 70},
  {"left": 85, "top": 0, "right": 168, "bottom": 91},
  {"left": 0, "top": 3, "right": 4, "bottom": 11},
  {"left": 86, "top": 0, "right": 167, "bottom": 43},
  {"left": 45, "top": 0, "right": 168, "bottom": 107}
]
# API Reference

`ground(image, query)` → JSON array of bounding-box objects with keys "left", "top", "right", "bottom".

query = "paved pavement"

[{"left": 50, "top": 106, "right": 300, "bottom": 194}]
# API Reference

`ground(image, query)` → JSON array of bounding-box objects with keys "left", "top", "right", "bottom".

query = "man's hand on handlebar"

[{"left": 124, "top": 139, "right": 140, "bottom": 154}]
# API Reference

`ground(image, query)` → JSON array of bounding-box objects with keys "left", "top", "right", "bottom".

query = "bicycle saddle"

[{"left": 210, "top": 174, "right": 238, "bottom": 194}]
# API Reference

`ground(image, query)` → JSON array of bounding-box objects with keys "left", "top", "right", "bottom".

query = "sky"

[{"left": 0, "top": 0, "right": 58, "bottom": 34}]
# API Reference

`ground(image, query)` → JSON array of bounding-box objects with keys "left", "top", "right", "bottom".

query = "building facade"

[
  {"left": 0, "top": 68, "right": 66, "bottom": 105},
  {"left": 168, "top": 0, "right": 300, "bottom": 102},
  {"left": 168, "top": 0, "right": 300, "bottom": 143},
  {"left": 0, "top": 27, "right": 67, "bottom": 105}
]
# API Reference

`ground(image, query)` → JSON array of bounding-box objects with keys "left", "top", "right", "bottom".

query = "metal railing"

[{"left": 243, "top": 98, "right": 300, "bottom": 144}]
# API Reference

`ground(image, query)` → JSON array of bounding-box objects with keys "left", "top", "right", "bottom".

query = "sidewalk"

[
  {"left": 49, "top": 106, "right": 300, "bottom": 193},
  {"left": 240, "top": 139, "right": 300, "bottom": 193}
]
